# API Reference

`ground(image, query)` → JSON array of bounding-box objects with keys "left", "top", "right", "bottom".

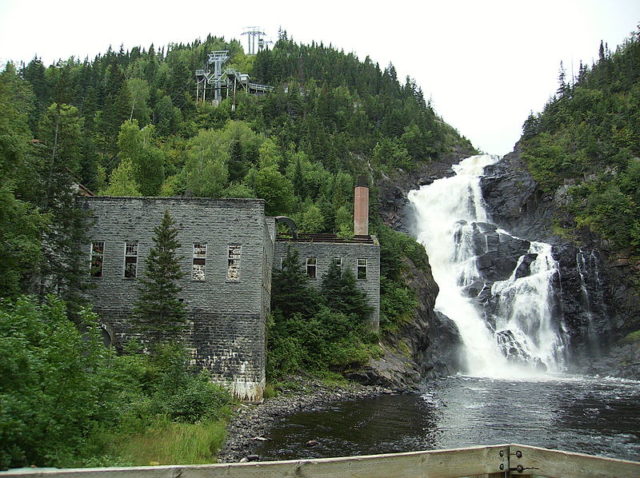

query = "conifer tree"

[
  {"left": 134, "top": 209, "right": 186, "bottom": 344},
  {"left": 271, "top": 247, "right": 320, "bottom": 319},
  {"left": 33, "top": 103, "right": 89, "bottom": 312},
  {"left": 321, "top": 259, "right": 372, "bottom": 323}
]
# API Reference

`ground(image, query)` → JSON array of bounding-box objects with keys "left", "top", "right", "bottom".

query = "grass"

[
  {"left": 82, "top": 417, "right": 227, "bottom": 467},
  {"left": 621, "top": 330, "right": 640, "bottom": 345}
]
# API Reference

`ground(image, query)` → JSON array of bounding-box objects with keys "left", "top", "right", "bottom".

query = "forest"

[
  {"left": 0, "top": 32, "right": 472, "bottom": 468},
  {"left": 521, "top": 29, "right": 640, "bottom": 257}
]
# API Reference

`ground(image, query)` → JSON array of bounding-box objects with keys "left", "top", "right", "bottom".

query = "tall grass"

[{"left": 100, "top": 417, "right": 227, "bottom": 466}]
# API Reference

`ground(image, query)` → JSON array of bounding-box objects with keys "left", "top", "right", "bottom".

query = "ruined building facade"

[{"left": 81, "top": 189, "right": 379, "bottom": 401}]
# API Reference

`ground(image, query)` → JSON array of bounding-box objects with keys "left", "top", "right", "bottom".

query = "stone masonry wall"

[
  {"left": 80, "top": 197, "right": 270, "bottom": 401},
  {"left": 274, "top": 239, "right": 381, "bottom": 330}
]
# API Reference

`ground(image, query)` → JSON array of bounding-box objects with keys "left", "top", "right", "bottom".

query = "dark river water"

[{"left": 255, "top": 375, "right": 640, "bottom": 462}]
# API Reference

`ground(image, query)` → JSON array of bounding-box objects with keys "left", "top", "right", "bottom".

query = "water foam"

[{"left": 408, "top": 155, "right": 566, "bottom": 377}]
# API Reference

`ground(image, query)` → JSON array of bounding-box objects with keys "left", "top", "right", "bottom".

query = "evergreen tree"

[
  {"left": 271, "top": 247, "right": 320, "bottom": 318},
  {"left": 228, "top": 138, "right": 247, "bottom": 182},
  {"left": 33, "top": 103, "right": 89, "bottom": 311},
  {"left": 134, "top": 209, "right": 186, "bottom": 344},
  {"left": 292, "top": 156, "right": 304, "bottom": 197},
  {"left": 321, "top": 259, "right": 372, "bottom": 323}
]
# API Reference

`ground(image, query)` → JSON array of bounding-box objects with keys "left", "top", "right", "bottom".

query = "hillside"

[
  {"left": 480, "top": 28, "right": 640, "bottom": 375},
  {"left": 0, "top": 32, "right": 482, "bottom": 468}
]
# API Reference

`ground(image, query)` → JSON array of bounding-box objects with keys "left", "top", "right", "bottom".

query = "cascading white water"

[{"left": 408, "top": 155, "right": 566, "bottom": 377}]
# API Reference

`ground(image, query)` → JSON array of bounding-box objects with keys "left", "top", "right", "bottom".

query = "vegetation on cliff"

[{"left": 521, "top": 28, "right": 640, "bottom": 256}]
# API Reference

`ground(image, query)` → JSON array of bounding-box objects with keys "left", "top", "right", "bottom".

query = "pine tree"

[
  {"left": 321, "top": 259, "right": 372, "bottom": 323},
  {"left": 271, "top": 247, "right": 320, "bottom": 318},
  {"left": 134, "top": 209, "right": 186, "bottom": 344},
  {"left": 33, "top": 103, "right": 89, "bottom": 313}
]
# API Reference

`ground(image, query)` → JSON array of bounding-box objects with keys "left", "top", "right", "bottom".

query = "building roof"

[{"left": 276, "top": 233, "right": 376, "bottom": 245}]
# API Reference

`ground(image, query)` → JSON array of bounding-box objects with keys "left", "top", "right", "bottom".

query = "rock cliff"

[
  {"left": 362, "top": 148, "right": 472, "bottom": 388},
  {"left": 480, "top": 147, "right": 640, "bottom": 378},
  {"left": 371, "top": 144, "right": 640, "bottom": 383}
]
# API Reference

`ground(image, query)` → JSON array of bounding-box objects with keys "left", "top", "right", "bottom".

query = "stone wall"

[
  {"left": 80, "top": 197, "right": 271, "bottom": 401},
  {"left": 274, "top": 238, "right": 381, "bottom": 330}
]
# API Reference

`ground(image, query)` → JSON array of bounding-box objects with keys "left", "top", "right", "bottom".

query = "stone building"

[{"left": 80, "top": 187, "right": 379, "bottom": 400}]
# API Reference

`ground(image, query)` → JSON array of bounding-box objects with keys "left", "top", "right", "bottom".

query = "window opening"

[
  {"left": 124, "top": 242, "right": 138, "bottom": 278},
  {"left": 227, "top": 244, "right": 242, "bottom": 281},
  {"left": 192, "top": 243, "right": 207, "bottom": 281},
  {"left": 306, "top": 257, "right": 317, "bottom": 279},
  {"left": 90, "top": 241, "right": 104, "bottom": 278},
  {"left": 334, "top": 257, "right": 343, "bottom": 274},
  {"left": 357, "top": 258, "right": 367, "bottom": 280}
]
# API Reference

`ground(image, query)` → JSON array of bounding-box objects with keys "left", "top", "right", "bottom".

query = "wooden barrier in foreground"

[{"left": 2, "top": 444, "right": 639, "bottom": 478}]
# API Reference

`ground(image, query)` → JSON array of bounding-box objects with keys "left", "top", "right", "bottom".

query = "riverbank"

[{"left": 217, "top": 378, "right": 400, "bottom": 463}]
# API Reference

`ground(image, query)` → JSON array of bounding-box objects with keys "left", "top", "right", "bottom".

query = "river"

[
  {"left": 255, "top": 375, "right": 640, "bottom": 462},
  {"left": 257, "top": 155, "right": 640, "bottom": 463}
]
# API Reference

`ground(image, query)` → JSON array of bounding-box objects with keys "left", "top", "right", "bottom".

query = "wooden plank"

[
  {"left": 510, "top": 444, "right": 640, "bottom": 478},
  {"left": 0, "top": 445, "right": 509, "bottom": 478}
]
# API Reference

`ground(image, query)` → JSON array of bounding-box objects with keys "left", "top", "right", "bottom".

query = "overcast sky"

[{"left": 1, "top": 0, "right": 638, "bottom": 156}]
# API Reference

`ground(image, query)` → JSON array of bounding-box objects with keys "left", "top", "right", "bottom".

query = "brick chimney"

[{"left": 353, "top": 177, "right": 369, "bottom": 236}]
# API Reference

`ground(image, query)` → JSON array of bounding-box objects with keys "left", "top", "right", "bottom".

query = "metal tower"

[
  {"left": 242, "top": 27, "right": 266, "bottom": 55},
  {"left": 195, "top": 50, "right": 230, "bottom": 105}
]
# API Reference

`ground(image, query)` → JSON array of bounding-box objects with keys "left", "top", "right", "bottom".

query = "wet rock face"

[
  {"left": 478, "top": 147, "right": 640, "bottom": 377},
  {"left": 460, "top": 220, "right": 531, "bottom": 284},
  {"left": 369, "top": 149, "right": 474, "bottom": 386},
  {"left": 358, "top": 257, "right": 464, "bottom": 388},
  {"left": 480, "top": 149, "right": 555, "bottom": 242}
]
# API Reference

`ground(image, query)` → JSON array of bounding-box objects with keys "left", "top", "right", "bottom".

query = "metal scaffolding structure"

[
  {"left": 242, "top": 27, "right": 266, "bottom": 55},
  {"left": 195, "top": 49, "right": 273, "bottom": 108}
]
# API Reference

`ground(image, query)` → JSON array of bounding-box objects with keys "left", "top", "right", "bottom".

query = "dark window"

[
  {"left": 333, "top": 257, "right": 343, "bottom": 274},
  {"left": 306, "top": 257, "right": 317, "bottom": 279},
  {"left": 124, "top": 242, "right": 138, "bottom": 278},
  {"left": 227, "top": 244, "right": 242, "bottom": 281},
  {"left": 357, "top": 258, "right": 367, "bottom": 280},
  {"left": 90, "top": 241, "right": 104, "bottom": 278},
  {"left": 193, "top": 243, "right": 207, "bottom": 281}
]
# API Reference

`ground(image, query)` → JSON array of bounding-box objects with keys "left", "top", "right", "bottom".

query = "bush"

[
  {"left": 0, "top": 296, "right": 114, "bottom": 469},
  {"left": 0, "top": 296, "right": 233, "bottom": 469},
  {"left": 158, "top": 374, "right": 231, "bottom": 423}
]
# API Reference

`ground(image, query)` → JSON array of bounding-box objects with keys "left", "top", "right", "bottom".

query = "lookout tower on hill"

[{"left": 195, "top": 49, "right": 273, "bottom": 107}]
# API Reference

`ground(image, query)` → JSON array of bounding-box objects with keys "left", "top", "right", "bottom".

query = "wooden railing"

[{"left": 2, "top": 444, "right": 639, "bottom": 478}]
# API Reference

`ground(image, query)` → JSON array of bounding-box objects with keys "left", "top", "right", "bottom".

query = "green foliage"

[
  {"left": 0, "top": 296, "right": 112, "bottom": 468},
  {"left": 271, "top": 247, "right": 321, "bottom": 319},
  {"left": 267, "top": 250, "right": 377, "bottom": 379},
  {"left": 117, "top": 120, "right": 165, "bottom": 196},
  {"left": 376, "top": 225, "right": 424, "bottom": 332},
  {"left": 183, "top": 128, "right": 229, "bottom": 197},
  {"left": 251, "top": 165, "right": 295, "bottom": 215},
  {"left": 0, "top": 68, "right": 44, "bottom": 298},
  {"left": 299, "top": 203, "right": 325, "bottom": 233},
  {"left": 102, "top": 158, "right": 141, "bottom": 196},
  {"left": 321, "top": 260, "right": 372, "bottom": 323},
  {"left": 520, "top": 28, "right": 640, "bottom": 257},
  {"left": 621, "top": 330, "right": 640, "bottom": 344},
  {"left": 134, "top": 210, "right": 186, "bottom": 343},
  {"left": 0, "top": 296, "right": 232, "bottom": 469}
]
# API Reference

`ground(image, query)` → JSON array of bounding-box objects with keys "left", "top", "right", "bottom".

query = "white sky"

[{"left": 1, "top": 0, "right": 638, "bottom": 156}]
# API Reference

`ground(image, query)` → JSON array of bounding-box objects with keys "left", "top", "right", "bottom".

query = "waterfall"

[
  {"left": 408, "top": 155, "right": 567, "bottom": 377},
  {"left": 576, "top": 249, "right": 608, "bottom": 355}
]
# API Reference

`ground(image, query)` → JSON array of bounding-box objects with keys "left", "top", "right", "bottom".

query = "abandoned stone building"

[{"left": 80, "top": 186, "right": 379, "bottom": 401}]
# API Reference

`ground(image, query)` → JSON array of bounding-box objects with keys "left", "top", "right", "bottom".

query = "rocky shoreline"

[{"left": 217, "top": 379, "right": 399, "bottom": 463}]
